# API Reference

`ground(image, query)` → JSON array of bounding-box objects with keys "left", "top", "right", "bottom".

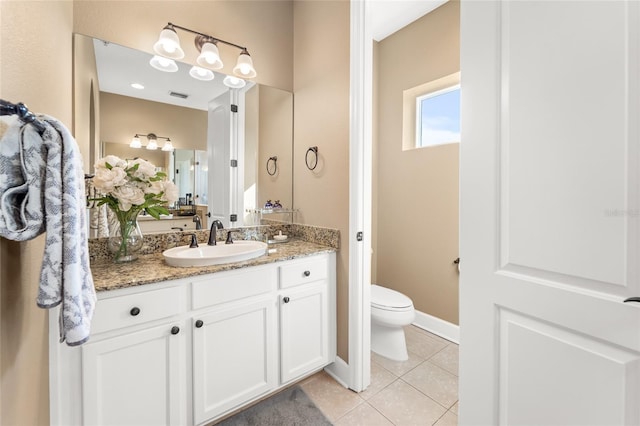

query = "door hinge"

[
  {"left": 231, "top": 104, "right": 238, "bottom": 113},
  {"left": 230, "top": 214, "right": 237, "bottom": 222},
  {"left": 356, "top": 231, "right": 363, "bottom": 242},
  {"left": 230, "top": 159, "right": 238, "bottom": 167}
]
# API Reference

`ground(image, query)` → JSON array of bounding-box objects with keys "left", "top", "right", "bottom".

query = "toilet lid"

[{"left": 371, "top": 284, "right": 413, "bottom": 309}]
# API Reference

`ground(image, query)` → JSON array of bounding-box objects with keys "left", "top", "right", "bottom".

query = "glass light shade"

[
  {"left": 129, "top": 136, "right": 142, "bottom": 148},
  {"left": 196, "top": 42, "right": 223, "bottom": 70},
  {"left": 223, "top": 75, "right": 247, "bottom": 89},
  {"left": 149, "top": 55, "right": 178, "bottom": 72},
  {"left": 189, "top": 66, "right": 215, "bottom": 81},
  {"left": 146, "top": 138, "right": 159, "bottom": 150},
  {"left": 161, "top": 140, "right": 174, "bottom": 151},
  {"left": 233, "top": 51, "right": 257, "bottom": 78},
  {"left": 153, "top": 27, "right": 185, "bottom": 59}
]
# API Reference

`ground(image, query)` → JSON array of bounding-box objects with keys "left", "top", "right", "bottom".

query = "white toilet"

[{"left": 371, "top": 284, "right": 415, "bottom": 361}]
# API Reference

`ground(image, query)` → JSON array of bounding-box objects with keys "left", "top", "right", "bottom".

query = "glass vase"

[{"left": 108, "top": 219, "right": 144, "bottom": 263}]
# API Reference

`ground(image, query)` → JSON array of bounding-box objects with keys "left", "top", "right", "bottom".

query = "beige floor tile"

[
  {"left": 405, "top": 327, "right": 448, "bottom": 360},
  {"left": 408, "top": 326, "right": 455, "bottom": 346},
  {"left": 402, "top": 361, "right": 458, "bottom": 408},
  {"left": 368, "top": 380, "right": 446, "bottom": 426},
  {"left": 359, "top": 362, "right": 397, "bottom": 400},
  {"left": 429, "top": 344, "right": 459, "bottom": 376},
  {"left": 371, "top": 350, "right": 424, "bottom": 377},
  {"left": 450, "top": 401, "right": 459, "bottom": 414},
  {"left": 300, "top": 371, "right": 364, "bottom": 422},
  {"left": 434, "top": 410, "right": 458, "bottom": 426},
  {"left": 334, "top": 402, "right": 394, "bottom": 426}
]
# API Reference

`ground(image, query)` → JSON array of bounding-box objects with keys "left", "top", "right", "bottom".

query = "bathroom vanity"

[{"left": 49, "top": 245, "right": 336, "bottom": 425}]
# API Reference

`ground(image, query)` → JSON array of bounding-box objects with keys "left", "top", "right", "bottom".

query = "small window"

[
  {"left": 416, "top": 85, "right": 460, "bottom": 148},
  {"left": 402, "top": 72, "right": 460, "bottom": 151}
]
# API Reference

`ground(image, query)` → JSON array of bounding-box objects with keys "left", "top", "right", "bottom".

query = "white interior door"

[{"left": 460, "top": 1, "right": 640, "bottom": 424}]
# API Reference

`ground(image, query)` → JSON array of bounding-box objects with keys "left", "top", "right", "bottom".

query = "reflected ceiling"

[{"left": 93, "top": 39, "right": 231, "bottom": 111}]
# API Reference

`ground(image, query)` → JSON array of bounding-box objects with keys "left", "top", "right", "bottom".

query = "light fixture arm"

[
  {"left": 167, "top": 22, "right": 249, "bottom": 54},
  {"left": 135, "top": 133, "right": 171, "bottom": 142}
]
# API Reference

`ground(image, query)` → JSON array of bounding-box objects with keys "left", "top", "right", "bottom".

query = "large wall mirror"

[{"left": 74, "top": 33, "right": 293, "bottom": 235}]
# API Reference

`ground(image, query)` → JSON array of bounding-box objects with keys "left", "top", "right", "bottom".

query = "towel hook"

[
  {"left": 305, "top": 146, "right": 318, "bottom": 171},
  {"left": 266, "top": 156, "right": 278, "bottom": 176},
  {"left": 0, "top": 99, "right": 46, "bottom": 134}
]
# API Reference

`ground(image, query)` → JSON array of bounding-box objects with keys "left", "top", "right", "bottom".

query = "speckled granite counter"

[{"left": 91, "top": 238, "right": 336, "bottom": 292}]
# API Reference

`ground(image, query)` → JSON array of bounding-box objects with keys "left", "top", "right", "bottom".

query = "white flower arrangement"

[
  {"left": 92, "top": 155, "right": 178, "bottom": 217},
  {"left": 91, "top": 155, "right": 179, "bottom": 262}
]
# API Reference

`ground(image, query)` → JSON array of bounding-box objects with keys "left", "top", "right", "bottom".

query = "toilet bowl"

[{"left": 371, "top": 284, "right": 415, "bottom": 361}]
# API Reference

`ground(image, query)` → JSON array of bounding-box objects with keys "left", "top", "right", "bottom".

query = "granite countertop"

[{"left": 91, "top": 239, "right": 336, "bottom": 292}]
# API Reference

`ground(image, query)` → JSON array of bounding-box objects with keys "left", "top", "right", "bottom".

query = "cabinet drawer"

[
  {"left": 279, "top": 256, "right": 328, "bottom": 289},
  {"left": 192, "top": 266, "right": 277, "bottom": 310},
  {"left": 92, "top": 286, "right": 183, "bottom": 335}
]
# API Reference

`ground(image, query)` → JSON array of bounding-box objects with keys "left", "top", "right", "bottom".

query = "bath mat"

[{"left": 216, "top": 385, "right": 332, "bottom": 426}]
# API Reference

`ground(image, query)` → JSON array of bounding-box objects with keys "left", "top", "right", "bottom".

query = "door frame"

[{"left": 346, "top": 0, "right": 372, "bottom": 392}]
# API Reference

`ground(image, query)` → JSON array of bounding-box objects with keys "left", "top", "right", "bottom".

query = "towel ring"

[
  {"left": 305, "top": 146, "right": 318, "bottom": 171},
  {"left": 266, "top": 156, "right": 278, "bottom": 176}
]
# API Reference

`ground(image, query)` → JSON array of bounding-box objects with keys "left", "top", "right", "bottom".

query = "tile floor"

[{"left": 300, "top": 326, "right": 459, "bottom": 426}]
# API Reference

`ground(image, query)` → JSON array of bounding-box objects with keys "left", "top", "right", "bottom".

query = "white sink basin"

[{"left": 163, "top": 240, "right": 268, "bottom": 267}]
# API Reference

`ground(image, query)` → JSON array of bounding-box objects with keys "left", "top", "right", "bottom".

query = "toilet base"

[{"left": 371, "top": 322, "right": 409, "bottom": 361}]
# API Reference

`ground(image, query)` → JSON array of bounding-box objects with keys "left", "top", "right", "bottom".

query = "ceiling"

[{"left": 370, "top": 0, "right": 448, "bottom": 41}]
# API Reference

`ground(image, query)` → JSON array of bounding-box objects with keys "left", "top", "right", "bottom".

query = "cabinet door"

[
  {"left": 280, "top": 282, "right": 329, "bottom": 383},
  {"left": 81, "top": 323, "right": 187, "bottom": 426},
  {"left": 192, "top": 297, "right": 277, "bottom": 424}
]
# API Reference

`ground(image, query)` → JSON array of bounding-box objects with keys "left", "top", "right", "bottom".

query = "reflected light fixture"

[
  {"left": 223, "top": 75, "right": 246, "bottom": 89},
  {"left": 149, "top": 55, "right": 178, "bottom": 72},
  {"left": 130, "top": 133, "right": 173, "bottom": 151},
  {"left": 151, "top": 22, "right": 257, "bottom": 81},
  {"left": 189, "top": 65, "right": 215, "bottom": 81}
]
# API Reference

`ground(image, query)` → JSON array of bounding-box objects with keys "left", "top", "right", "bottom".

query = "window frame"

[{"left": 415, "top": 84, "right": 461, "bottom": 148}]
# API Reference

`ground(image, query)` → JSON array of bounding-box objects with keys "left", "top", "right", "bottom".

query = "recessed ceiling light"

[{"left": 131, "top": 83, "right": 145, "bottom": 90}]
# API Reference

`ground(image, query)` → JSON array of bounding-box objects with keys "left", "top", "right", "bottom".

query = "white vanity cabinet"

[
  {"left": 279, "top": 256, "right": 333, "bottom": 383},
  {"left": 50, "top": 252, "right": 335, "bottom": 426},
  {"left": 190, "top": 265, "right": 279, "bottom": 423},
  {"left": 81, "top": 321, "right": 188, "bottom": 426}
]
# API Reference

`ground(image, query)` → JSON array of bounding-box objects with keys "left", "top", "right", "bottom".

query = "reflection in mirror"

[{"left": 74, "top": 33, "right": 293, "bottom": 236}]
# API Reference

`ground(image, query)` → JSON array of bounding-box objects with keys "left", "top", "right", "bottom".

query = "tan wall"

[
  {"left": 258, "top": 86, "right": 294, "bottom": 210},
  {"left": 73, "top": 1, "right": 293, "bottom": 92},
  {"left": 73, "top": 33, "right": 101, "bottom": 174},
  {"left": 0, "top": 1, "right": 73, "bottom": 424},
  {"left": 293, "top": 0, "right": 350, "bottom": 360},
  {"left": 374, "top": 1, "right": 460, "bottom": 324},
  {"left": 100, "top": 92, "right": 208, "bottom": 152}
]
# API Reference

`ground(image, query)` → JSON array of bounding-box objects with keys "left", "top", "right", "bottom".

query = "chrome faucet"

[
  {"left": 192, "top": 214, "right": 202, "bottom": 230},
  {"left": 207, "top": 220, "right": 224, "bottom": 246}
]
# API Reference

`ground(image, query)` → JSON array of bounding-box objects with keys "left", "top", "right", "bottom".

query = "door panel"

[
  {"left": 499, "top": 309, "right": 640, "bottom": 425},
  {"left": 460, "top": 1, "right": 640, "bottom": 424},
  {"left": 501, "top": 0, "right": 636, "bottom": 291}
]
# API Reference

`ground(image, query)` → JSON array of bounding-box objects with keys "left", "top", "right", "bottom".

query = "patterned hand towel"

[{"left": 0, "top": 115, "right": 96, "bottom": 346}]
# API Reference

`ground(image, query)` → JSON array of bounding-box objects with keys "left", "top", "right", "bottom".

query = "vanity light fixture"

[
  {"left": 130, "top": 133, "right": 173, "bottom": 151},
  {"left": 152, "top": 23, "right": 257, "bottom": 80}
]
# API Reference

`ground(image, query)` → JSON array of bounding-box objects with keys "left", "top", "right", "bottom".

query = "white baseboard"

[
  {"left": 412, "top": 310, "right": 460, "bottom": 344},
  {"left": 324, "top": 356, "right": 350, "bottom": 389}
]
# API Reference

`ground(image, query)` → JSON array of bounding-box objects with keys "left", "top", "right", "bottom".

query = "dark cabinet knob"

[
  {"left": 195, "top": 320, "right": 204, "bottom": 328},
  {"left": 130, "top": 307, "right": 141, "bottom": 316},
  {"left": 171, "top": 326, "right": 180, "bottom": 335},
  {"left": 303, "top": 270, "right": 311, "bottom": 277},
  {"left": 283, "top": 296, "right": 290, "bottom": 303}
]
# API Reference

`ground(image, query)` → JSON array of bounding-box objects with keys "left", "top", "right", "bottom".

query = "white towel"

[{"left": 0, "top": 114, "right": 96, "bottom": 346}]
